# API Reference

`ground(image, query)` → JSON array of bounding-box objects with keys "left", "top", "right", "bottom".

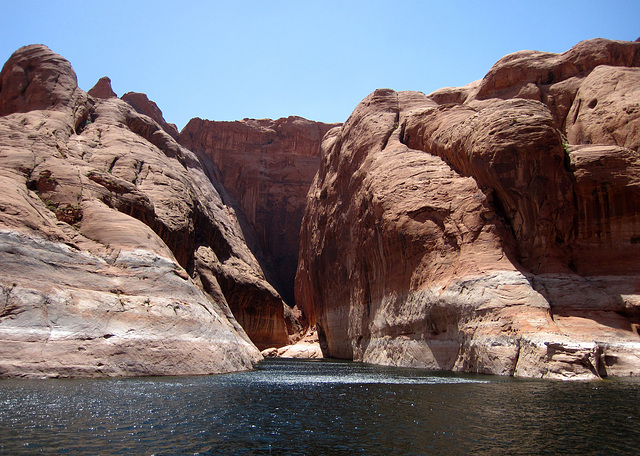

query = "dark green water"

[{"left": 0, "top": 358, "right": 638, "bottom": 455}]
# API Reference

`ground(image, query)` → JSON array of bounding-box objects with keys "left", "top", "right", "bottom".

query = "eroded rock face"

[
  {"left": 566, "top": 66, "right": 640, "bottom": 150},
  {"left": 122, "top": 91, "right": 180, "bottom": 140},
  {"left": 179, "top": 117, "right": 339, "bottom": 307},
  {"left": 0, "top": 44, "right": 80, "bottom": 116},
  {"left": 0, "top": 44, "right": 283, "bottom": 377},
  {"left": 296, "top": 38, "right": 640, "bottom": 380}
]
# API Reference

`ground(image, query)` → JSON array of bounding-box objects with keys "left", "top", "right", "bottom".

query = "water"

[{"left": 0, "top": 359, "right": 638, "bottom": 455}]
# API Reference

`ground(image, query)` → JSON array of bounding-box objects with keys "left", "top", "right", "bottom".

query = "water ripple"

[{"left": 0, "top": 359, "right": 638, "bottom": 455}]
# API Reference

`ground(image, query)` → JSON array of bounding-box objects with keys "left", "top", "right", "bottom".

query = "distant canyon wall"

[
  {"left": 179, "top": 116, "right": 338, "bottom": 307},
  {"left": 296, "top": 38, "right": 640, "bottom": 380}
]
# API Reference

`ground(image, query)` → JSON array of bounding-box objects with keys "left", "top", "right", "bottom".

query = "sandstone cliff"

[
  {"left": 296, "top": 38, "right": 640, "bottom": 380},
  {"left": 179, "top": 117, "right": 338, "bottom": 309},
  {"left": 121, "top": 84, "right": 298, "bottom": 349},
  {"left": 0, "top": 44, "right": 283, "bottom": 377}
]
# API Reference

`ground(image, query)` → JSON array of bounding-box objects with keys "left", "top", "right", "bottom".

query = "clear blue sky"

[{"left": 2, "top": 1, "right": 638, "bottom": 130}]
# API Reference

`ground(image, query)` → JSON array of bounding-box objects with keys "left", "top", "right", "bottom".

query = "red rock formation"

[
  {"left": 475, "top": 38, "right": 640, "bottom": 101},
  {"left": 88, "top": 76, "right": 117, "bottom": 99},
  {"left": 296, "top": 38, "right": 640, "bottom": 379},
  {"left": 0, "top": 44, "right": 80, "bottom": 116},
  {"left": 566, "top": 66, "right": 640, "bottom": 150},
  {"left": 179, "top": 117, "right": 338, "bottom": 308},
  {"left": 0, "top": 44, "right": 283, "bottom": 377},
  {"left": 121, "top": 91, "right": 180, "bottom": 140},
  {"left": 568, "top": 144, "right": 640, "bottom": 275}
]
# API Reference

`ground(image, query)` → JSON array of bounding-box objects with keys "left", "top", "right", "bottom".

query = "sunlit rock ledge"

[
  {"left": 261, "top": 329, "right": 323, "bottom": 359},
  {"left": 0, "top": 230, "right": 261, "bottom": 378}
]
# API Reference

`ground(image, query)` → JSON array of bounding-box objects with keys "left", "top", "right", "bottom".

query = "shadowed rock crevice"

[{"left": 179, "top": 116, "right": 339, "bottom": 307}]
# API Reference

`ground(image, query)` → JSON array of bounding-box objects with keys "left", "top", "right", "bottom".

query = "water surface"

[{"left": 1, "top": 359, "right": 638, "bottom": 455}]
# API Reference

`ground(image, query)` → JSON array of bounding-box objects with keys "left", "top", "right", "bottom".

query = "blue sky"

[{"left": 2, "top": 1, "right": 638, "bottom": 130}]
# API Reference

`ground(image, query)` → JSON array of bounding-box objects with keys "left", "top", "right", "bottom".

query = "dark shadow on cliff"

[{"left": 194, "top": 150, "right": 290, "bottom": 305}]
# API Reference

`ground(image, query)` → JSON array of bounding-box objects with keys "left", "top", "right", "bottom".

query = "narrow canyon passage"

[{"left": 0, "top": 38, "right": 639, "bottom": 380}]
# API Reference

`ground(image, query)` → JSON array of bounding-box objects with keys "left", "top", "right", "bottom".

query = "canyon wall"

[
  {"left": 179, "top": 117, "right": 338, "bottom": 307},
  {"left": 119, "top": 90, "right": 299, "bottom": 349},
  {"left": 296, "top": 38, "right": 640, "bottom": 379},
  {"left": 0, "top": 45, "right": 285, "bottom": 377}
]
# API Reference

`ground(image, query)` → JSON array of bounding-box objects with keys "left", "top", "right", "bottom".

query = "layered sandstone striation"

[
  {"left": 0, "top": 44, "right": 284, "bottom": 377},
  {"left": 179, "top": 117, "right": 338, "bottom": 308},
  {"left": 296, "top": 38, "right": 640, "bottom": 379}
]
